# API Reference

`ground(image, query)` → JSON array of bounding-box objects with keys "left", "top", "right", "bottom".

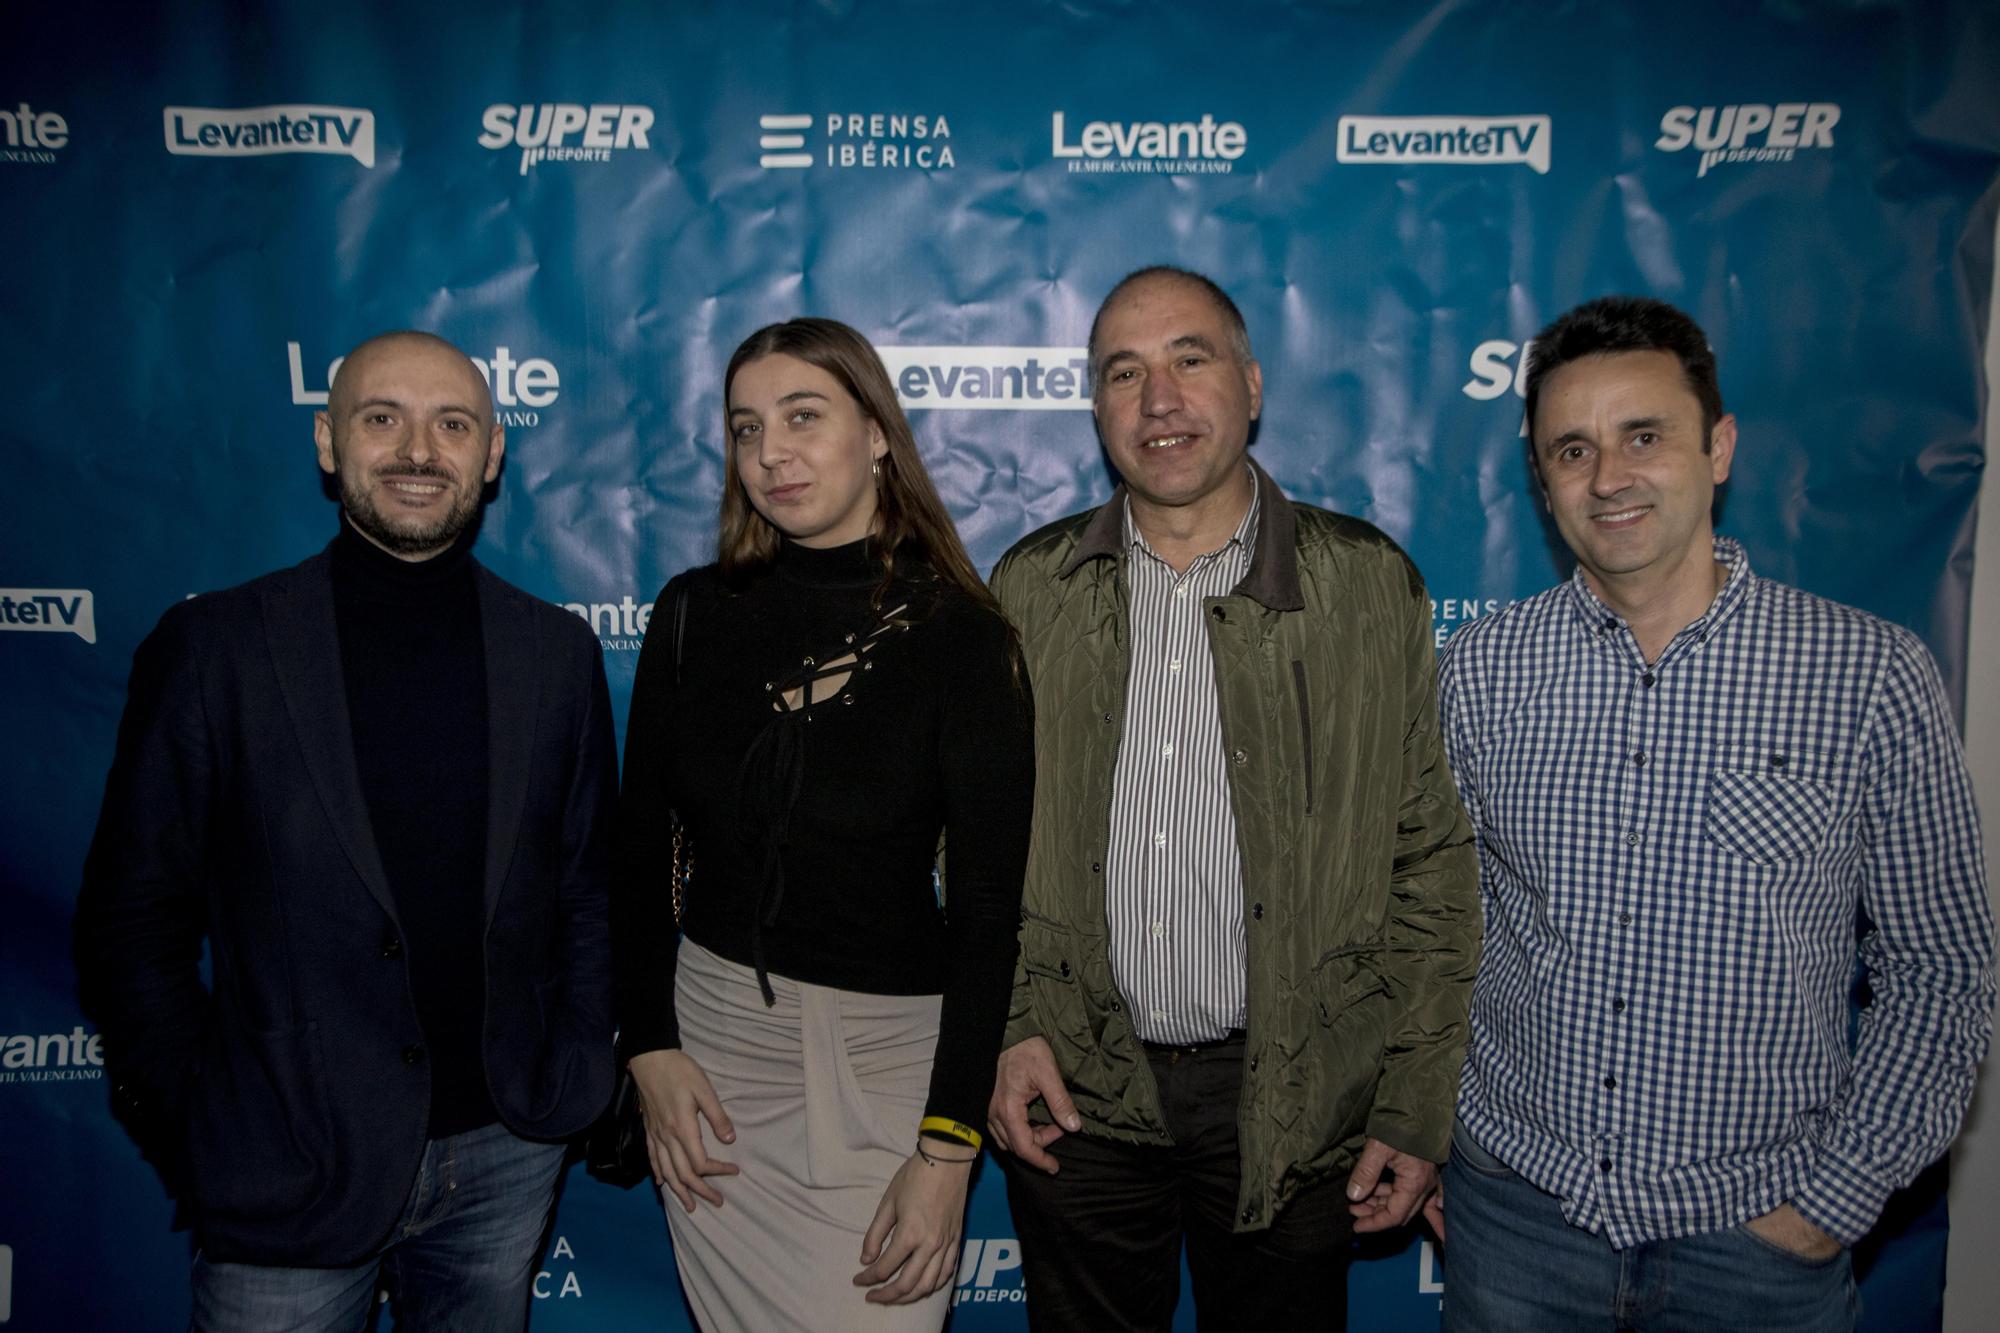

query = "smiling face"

[
  {"left": 727, "top": 352, "right": 888, "bottom": 548},
  {"left": 313, "top": 335, "right": 504, "bottom": 560},
  {"left": 1091, "top": 274, "right": 1262, "bottom": 528},
  {"left": 1532, "top": 348, "right": 1736, "bottom": 601}
]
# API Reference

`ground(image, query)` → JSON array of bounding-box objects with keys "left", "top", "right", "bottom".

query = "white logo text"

[{"left": 163, "top": 105, "right": 375, "bottom": 167}]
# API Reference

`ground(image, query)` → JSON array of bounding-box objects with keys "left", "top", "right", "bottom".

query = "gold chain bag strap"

[{"left": 585, "top": 580, "right": 692, "bottom": 1189}]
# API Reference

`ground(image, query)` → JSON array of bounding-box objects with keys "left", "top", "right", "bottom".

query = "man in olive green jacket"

[{"left": 987, "top": 266, "right": 1479, "bottom": 1330}]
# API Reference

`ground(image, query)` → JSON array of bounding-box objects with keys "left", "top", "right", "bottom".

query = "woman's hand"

[
  {"left": 628, "top": 1048, "right": 738, "bottom": 1212},
  {"left": 851, "top": 1141, "right": 975, "bottom": 1304}
]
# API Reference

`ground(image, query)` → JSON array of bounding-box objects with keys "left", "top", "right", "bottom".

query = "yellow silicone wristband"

[{"left": 919, "top": 1116, "right": 984, "bottom": 1151}]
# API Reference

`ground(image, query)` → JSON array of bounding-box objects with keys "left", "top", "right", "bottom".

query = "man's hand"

[
  {"left": 628, "top": 1048, "right": 738, "bottom": 1213},
  {"left": 1345, "top": 1137, "right": 1439, "bottom": 1233},
  {"left": 1744, "top": 1203, "right": 1843, "bottom": 1262},
  {"left": 986, "top": 1037, "right": 1082, "bottom": 1174},
  {"left": 1422, "top": 1177, "right": 1445, "bottom": 1244}
]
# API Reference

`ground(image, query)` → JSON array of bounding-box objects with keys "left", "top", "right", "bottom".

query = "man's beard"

[{"left": 341, "top": 464, "right": 483, "bottom": 557}]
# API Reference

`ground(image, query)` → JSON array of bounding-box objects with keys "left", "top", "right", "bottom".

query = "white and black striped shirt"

[{"left": 1106, "top": 486, "right": 1260, "bottom": 1045}]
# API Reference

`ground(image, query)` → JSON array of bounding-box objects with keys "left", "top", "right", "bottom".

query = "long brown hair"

[{"left": 718, "top": 318, "right": 1002, "bottom": 622}]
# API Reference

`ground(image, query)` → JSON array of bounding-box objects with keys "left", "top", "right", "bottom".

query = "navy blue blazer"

[{"left": 74, "top": 545, "right": 618, "bottom": 1266}]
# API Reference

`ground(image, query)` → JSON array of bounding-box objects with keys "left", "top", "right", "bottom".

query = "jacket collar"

[{"left": 1060, "top": 456, "right": 1303, "bottom": 611}]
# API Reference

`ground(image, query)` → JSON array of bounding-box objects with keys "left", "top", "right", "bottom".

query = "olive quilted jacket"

[{"left": 990, "top": 460, "right": 1480, "bottom": 1231}]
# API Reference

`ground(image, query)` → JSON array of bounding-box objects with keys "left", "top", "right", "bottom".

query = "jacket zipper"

[{"left": 1291, "top": 659, "right": 1314, "bottom": 814}]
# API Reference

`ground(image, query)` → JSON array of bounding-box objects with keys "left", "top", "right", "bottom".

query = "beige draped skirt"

[{"left": 664, "top": 938, "right": 951, "bottom": 1332}]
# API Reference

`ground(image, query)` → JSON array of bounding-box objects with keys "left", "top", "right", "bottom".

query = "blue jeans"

[
  {"left": 190, "top": 1122, "right": 565, "bottom": 1333},
  {"left": 1440, "top": 1122, "right": 1856, "bottom": 1333}
]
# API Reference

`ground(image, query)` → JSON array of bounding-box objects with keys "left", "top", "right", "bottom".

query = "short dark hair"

[
  {"left": 1087, "top": 266, "right": 1254, "bottom": 386},
  {"left": 1522, "top": 296, "right": 1723, "bottom": 447}
]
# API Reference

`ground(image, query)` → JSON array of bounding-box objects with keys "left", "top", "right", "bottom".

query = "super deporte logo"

[
  {"left": 1655, "top": 103, "right": 1838, "bottom": 178},
  {"left": 288, "top": 341, "right": 563, "bottom": 429},
  {"left": 0, "top": 102, "right": 68, "bottom": 164},
  {"left": 0, "top": 590, "right": 95, "bottom": 644},
  {"left": 479, "top": 103, "right": 656, "bottom": 175},
  {"left": 878, "top": 347, "right": 1092, "bottom": 411},
  {"left": 1337, "top": 115, "right": 1550, "bottom": 174},
  {"left": 1051, "top": 111, "right": 1245, "bottom": 175},
  {"left": 953, "top": 1237, "right": 1024, "bottom": 1307},
  {"left": 163, "top": 105, "right": 375, "bottom": 167}
]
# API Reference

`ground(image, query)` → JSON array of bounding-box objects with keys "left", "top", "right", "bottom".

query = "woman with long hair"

[{"left": 612, "top": 318, "right": 1033, "bottom": 1330}]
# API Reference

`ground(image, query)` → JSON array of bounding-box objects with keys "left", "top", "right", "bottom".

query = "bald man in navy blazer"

[{"left": 75, "top": 331, "right": 617, "bottom": 1332}]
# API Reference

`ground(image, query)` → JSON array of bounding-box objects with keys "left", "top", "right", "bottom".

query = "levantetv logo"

[
  {"left": 879, "top": 347, "right": 1091, "bottom": 411},
  {"left": 1051, "top": 112, "right": 1246, "bottom": 174},
  {"left": 164, "top": 105, "right": 375, "bottom": 167},
  {"left": 1655, "top": 103, "right": 1838, "bottom": 178},
  {"left": 1337, "top": 115, "right": 1550, "bottom": 174},
  {"left": 0, "top": 590, "right": 94, "bottom": 643}
]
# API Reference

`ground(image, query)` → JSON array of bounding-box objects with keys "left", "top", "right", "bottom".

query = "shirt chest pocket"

[{"left": 1702, "top": 747, "right": 1836, "bottom": 865}]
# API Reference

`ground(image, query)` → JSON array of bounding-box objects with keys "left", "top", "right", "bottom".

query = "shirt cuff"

[{"left": 1791, "top": 1140, "right": 1894, "bottom": 1246}]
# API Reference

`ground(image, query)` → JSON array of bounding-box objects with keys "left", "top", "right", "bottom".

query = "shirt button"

[
  {"left": 1618, "top": 912, "right": 1632, "bottom": 926},
  {"left": 1252, "top": 902, "right": 1264, "bottom": 920},
  {"left": 1642, "top": 672, "right": 1656, "bottom": 688},
  {"left": 1631, "top": 752, "right": 1647, "bottom": 767},
  {"left": 1175, "top": 585, "right": 1189, "bottom": 598},
  {"left": 1153, "top": 831, "right": 1167, "bottom": 849},
  {"left": 402, "top": 1044, "right": 426, "bottom": 1067},
  {"left": 1611, "top": 998, "right": 1626, "bottom": 1013},
  {"left": 380, "top": 936, "right": 402, "bottom": 960},
  {"left": 1625, "top": 831, "right": 1641, "bottom": 847},
  {"left": 1103, "top": 711, "right": 1114, "bottom": 724},
  {"left": 1091, "top": 861, "right": 1102, "bottom": 874},
  {"left": 1169, "top": 657, "right": 1182, "bottom": 672},
  {"left": 1599, "top": 1157, "right": 1613, "bottom": 1173},
  {"left": 1151, "top": 921, "right": 1165, "bottom": 939},
  {"left": 1603, "top": 617, "right": 1618, "bottom": 631},
  {"left": 1161, "top": 743, "right": 1174, "bottom": 758},
  {"left": 1151, "top": 1008, "right": 1167, "bottom": 1023},
  {"left": 1603, "top": 1075, "right": 1618, "bottom": 1090},
  {"left": 1232, "top": 749, "right": 1248, "bottom": 766}
]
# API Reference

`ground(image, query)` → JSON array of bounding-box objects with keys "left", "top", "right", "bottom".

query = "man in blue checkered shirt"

[{"left": 1433, "top": 296, "right": 1994, "bottom": 1331}]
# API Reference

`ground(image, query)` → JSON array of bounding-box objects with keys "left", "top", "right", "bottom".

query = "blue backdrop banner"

[{"left": 2, "top": 1, "right": 1996, "bottom": 1328}]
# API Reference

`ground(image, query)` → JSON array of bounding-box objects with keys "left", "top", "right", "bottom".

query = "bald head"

[
  {"left": 328, "top": 331, "right": 493, "bottom": 427},
  {"left": 1089, "top": 267, "right": 1254, "bottom": 387}
]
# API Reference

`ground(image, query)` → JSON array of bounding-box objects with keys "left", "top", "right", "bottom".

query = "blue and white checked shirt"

[{"left": 1438, "top": 537, "right": 1993, "bottom": 1248}]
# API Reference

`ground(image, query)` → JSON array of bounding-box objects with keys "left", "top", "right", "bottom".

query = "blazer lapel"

[
  {"left": 262, "top": 550, "right": 399, "bottom": 923},
  {"left": 478, "top": 568, "right": 539, "bottom": 923}
]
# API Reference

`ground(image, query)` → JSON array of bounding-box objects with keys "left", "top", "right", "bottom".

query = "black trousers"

[{"left": 999, "top": 1036, "right": 1353, "bottom": 1332}]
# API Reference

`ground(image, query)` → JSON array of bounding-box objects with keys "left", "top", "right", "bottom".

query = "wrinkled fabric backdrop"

[{"left": 2, "top": 1, "right": 1995, "bottom": 1328}]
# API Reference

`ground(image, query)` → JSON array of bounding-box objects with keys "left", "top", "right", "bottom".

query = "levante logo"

[
  {"left": 0, "top": 102, "right": 68, "bottom": 164},
  {"left": 163, "top": 105, "right": 376, "bottom": 167},
  {"left": 0, "top": 1026, "right": 105, "bottom": 1084},
  {"left": 288, "top": 341, "right": 563, "bottom": 429},
  {"left": 1051, "top": 111, "right": 1246, "bottom": 174}
]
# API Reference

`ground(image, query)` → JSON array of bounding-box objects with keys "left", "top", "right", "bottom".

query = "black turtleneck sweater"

[
  {"left": 331, "top": 519, "right": 494, "bottom": 1139},
  {"left": 612, "top": 538, "right": 1034, "bottom": 1132}
]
